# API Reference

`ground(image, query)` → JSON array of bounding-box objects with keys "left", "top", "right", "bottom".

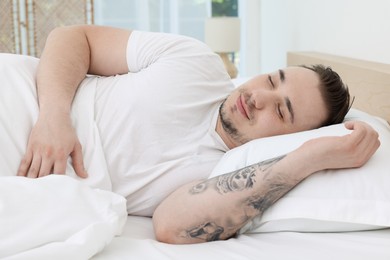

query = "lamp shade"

[{"left": 204, "top": 17, "right": 240, "bottom": 53}]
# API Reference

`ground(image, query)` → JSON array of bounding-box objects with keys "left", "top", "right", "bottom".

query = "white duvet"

[
  {"left": 0, "top": 54, "right": 127, "bottom": 258},
  {"left": 0, "top": 176, "right": 127, "bottom": 259}
]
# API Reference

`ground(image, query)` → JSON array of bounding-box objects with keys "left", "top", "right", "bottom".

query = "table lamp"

[{"left": 204, "top": 17, "right": 240, "bottom": 78}]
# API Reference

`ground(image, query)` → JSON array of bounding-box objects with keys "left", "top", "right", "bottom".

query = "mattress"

[{"left": 92, "top": 216, "right": 390, "bottom": 260}]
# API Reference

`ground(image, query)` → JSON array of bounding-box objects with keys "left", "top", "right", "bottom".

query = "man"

[{"left": 15, "top": 25, "right": 379, "bottom": 244}]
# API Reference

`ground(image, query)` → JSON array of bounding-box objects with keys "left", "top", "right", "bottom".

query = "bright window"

[{"left": 94, "top": 0, "right": 261, "bottom": 76}]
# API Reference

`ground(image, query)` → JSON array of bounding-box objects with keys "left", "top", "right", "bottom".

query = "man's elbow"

[
  {"left": 152, "top": 213, "right": 183, "bottom": 244},
  {"left": 152, "top": 202, "right": 203, "bottom": 244}
]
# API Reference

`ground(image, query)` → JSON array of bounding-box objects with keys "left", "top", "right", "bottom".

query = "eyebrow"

[
  {"left": 279, "top": 69, "right": 294, "bottom": 123},
  {"left": 278, "top": 69, "right": 285, "bottom": 82},
  {"left": 285, "top": 97, "right": 294, "bottom": 123}
]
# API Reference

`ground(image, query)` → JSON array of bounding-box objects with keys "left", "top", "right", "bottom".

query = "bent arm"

[
  {"left": 37, "top": 25, "right": 131, "bottom": 113},
  {"left": 153, "top": 147, "right": 316, "bottom": 244},
  {"left": 18, "top": 25, "right": 131, "bottom": 178},
  {"left": 153, "top": 121, "right": 380, "bottom": 244}
]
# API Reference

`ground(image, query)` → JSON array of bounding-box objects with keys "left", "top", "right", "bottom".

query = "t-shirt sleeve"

[{"left": 126, "top": 31, "right": 219, "bottom": 73}]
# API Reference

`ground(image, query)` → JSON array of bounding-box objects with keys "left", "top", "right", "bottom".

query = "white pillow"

[{"left": 209, "top": 109, "right": 390, "bottom": 233}]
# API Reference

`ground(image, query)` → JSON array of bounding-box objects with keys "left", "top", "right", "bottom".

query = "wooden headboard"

[{"left": 287, "top": 52, "right": 390, "bottom": 123}]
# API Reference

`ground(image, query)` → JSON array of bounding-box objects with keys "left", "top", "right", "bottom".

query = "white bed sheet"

[{"left": 92, "top": 216, "right": 390, "bottom": 260}]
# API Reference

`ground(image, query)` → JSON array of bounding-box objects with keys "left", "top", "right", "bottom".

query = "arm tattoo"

[
  {"left": 216, "top": 155, "right": 285, "bottom": 194},
  {"left": 189, "top": 181, "right": 209, "bottom": 194},
  {"left": 245, "top": 174, "right": 294, "bottom": 213},
  {"left": 185, "top": 222, "right": 224, "bottom": 242},
  {"left": 189, "top": 155, "right": 286, "bottom": 195},
  {"left": 185, "top": 154, "right": 295, "bottom": 241}
]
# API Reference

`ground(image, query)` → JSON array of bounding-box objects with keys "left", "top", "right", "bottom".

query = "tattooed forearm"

[
  {"left": 254, "top": 155, "right": 286, "bottom": 171},
  {"left": 245, "top": 177, "right": 294, "bottom": 213},
  {"left": 189, "top": 155, "right": 286, "bottom": 195},
  {"left": 216, "top": 167, "right": 256, "bottom": 193},
  {"left": 216, "top": 155, "right": 286, "bottom": 194},
  {"left": 153, "top": 150, "right": 315, "bottom": 244},
  {"left": 182, "top": 155, "right": 293, "bottom": 242}
]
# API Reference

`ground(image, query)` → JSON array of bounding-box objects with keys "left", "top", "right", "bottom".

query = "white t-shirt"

[{"left": 94, "top": 31, "right": 234, "bottom": 216}]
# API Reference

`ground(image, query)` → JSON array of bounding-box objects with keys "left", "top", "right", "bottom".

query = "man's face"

[{"left": 216, "top": 66, "right": 328, "bottom": 149}]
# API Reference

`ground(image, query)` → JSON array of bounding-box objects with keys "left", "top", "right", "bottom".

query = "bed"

[{"left": 1, "top": 52, "right": 389, "bottom": 259}]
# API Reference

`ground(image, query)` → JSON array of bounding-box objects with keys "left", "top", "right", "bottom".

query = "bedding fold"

[
  {"left": 0, "top": 53, "right": 123, "bottom": 258},
  {"left": 0, "top": 175, "right": 127, "bottom": 259}
]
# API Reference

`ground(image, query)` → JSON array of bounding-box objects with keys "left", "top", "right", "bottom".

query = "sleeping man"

[{"left": 10, "top": 25, "right": 379, "bottom": 244}]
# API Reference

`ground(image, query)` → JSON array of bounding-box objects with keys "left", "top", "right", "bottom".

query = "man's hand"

[
  {"left": 17, "top": 113, "right": 87, "bottom": 178},
  {"left": 301, "top": 120, "right": 380, "bottom": 172}
]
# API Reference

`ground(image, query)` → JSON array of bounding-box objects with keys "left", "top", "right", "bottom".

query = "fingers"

[
  {"left": 343, "top": 120, "right": 380, "bottom": 168},
  {"left": 26, "top": 154, "right": 41, "bottom": 178},
  {"left": 52, "top": 160, "right": 67, "bottom": 176},
  {"left": 344, "top": 121, "right": 377, "bottom": 144},
  {"left": 343, "top": 121, "right": 354, "bottom": 130},
  {"left": 39, "top": 154, "right": 55, "bottom": 177},
  {"left": 17, "top": 144, "right": 88, "bottom": 178},
  {"left": 18, "top": 154, "right": 44, "bottom": 178},
  {"left": 71, "top": 143, "right": 88, "bottom": 178},
  {"left": 17, "top": 150, "right": 33, "bottom": 177},
  {"left": 344, "top": 121, "right": 367, "bottom": 144},
  {"left": 18, "top": 115, "right": 88, "bottom": 179}
]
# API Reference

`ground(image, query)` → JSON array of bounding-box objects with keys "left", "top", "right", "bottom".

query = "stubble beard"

[{"left": 218, "top": 99, "right": 249, "bottom": 146}]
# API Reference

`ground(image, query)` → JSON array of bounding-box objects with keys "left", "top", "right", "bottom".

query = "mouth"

[{"left": 236, "top": 94, "right": 250, "bottom": 120}]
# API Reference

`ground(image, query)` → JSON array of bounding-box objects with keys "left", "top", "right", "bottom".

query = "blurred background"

[{"left": 1, "top": 0, "right": 389, "bottom": 77}]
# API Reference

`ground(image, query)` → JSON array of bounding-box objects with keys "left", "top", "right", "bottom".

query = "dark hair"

[{"left": 301, "top": 64, "right": 351, "bottom": 126}]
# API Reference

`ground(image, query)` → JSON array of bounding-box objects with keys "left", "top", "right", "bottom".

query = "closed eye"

[
  {"left": 277, "top": 104, "right": 284, "bottom": 120},
  {"left": 268, "top": 75, "right": 275, "bottom": 88}
]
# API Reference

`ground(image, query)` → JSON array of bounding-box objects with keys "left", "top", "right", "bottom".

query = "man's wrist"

[
  {"left": 38, "top": 105, "right": 72, "bottom": 120},
  {"left": 293, "top": 141, "right": 326, "bottom": 176}
]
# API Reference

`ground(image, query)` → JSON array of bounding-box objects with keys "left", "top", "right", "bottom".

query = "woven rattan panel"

[
  {"left": 0, "top": 0, "right": 16, "bottom": 53},
  {"left": 26, "top": 0, "right": 94, "bottom": 57}
]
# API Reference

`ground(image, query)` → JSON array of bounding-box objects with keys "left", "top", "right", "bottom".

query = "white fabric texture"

[
  {"left": 0, "top": 53, "right": 127, "bottom": 259},
  {"left": 94, "top": 31, "right": 233, "bottom": 216},
  {"left": 210, "top": 109, "right": 390, "bottom": 233},
  {"left": 0, "top": 175, "right": 127, "bottom": 259}
]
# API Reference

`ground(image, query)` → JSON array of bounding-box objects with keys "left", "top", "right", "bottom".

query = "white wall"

[
  {"left": 259, "top": 0, "right": 390, "bottom": 73},
  {"left": 239, "top": 0, "right": 262, "bottom": 77}
]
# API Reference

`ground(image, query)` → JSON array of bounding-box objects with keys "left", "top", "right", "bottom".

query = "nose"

[{"left": 250, "top": 88, "right": 277, "bottom": 110}]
